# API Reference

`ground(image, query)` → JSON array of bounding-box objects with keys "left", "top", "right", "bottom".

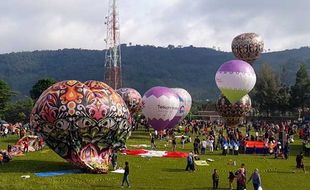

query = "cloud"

[{"left": 0, "top": 0, "right": 309, "bottom": 53}]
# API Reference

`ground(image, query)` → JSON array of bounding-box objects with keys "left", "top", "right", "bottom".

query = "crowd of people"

[{"left": 144, "top": 118, "right": 301, "bottom": 159}]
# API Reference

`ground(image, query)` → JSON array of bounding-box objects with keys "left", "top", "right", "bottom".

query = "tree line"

[
  {"left": 0, "top": 78, "right": 55, "bottom": 124},
  {"left": 251, "top": 63, "right": 310, "bottom": 117},
  {"left": 0, "top": 62, "right": 310, "bottom": 124}
]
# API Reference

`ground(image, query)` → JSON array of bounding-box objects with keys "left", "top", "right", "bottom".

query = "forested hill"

[{"left": 1, "top": 45, "right": 310, "bottom": 100}]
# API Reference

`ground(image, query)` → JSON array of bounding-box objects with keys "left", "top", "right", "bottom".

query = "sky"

[{"left": 0, "top": 0, "right": 309, "bottom": 53}]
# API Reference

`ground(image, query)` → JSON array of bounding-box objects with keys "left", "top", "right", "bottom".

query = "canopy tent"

[{"left": 245, "top": 141, "right": 276, "bottom": 154}]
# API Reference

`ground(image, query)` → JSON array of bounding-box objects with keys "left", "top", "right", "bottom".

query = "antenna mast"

[{"left": 104, "top": 0, "right": 122, "bottom": 89}]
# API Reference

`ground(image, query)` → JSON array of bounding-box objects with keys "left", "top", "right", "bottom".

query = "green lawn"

[{"left": 0, "top": 130, "right": 309, "bottom": 190}]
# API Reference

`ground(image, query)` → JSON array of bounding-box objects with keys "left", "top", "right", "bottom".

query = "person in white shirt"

[{"left": 201, "top": 139, "right": 207, "bottom": 154}]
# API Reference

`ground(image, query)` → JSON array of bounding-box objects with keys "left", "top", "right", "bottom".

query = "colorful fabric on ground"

[
  {"left": 122, "top": 149, "right": 188, "bottom": 158},
  {"left": 194, "top": 160, "right": 209, "bottom": 166},
  {"left": 34, "top": 169, "right": 82, "bottom": 177}
]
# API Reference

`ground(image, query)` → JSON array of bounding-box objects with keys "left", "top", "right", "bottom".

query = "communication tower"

[{"left": 104, "top": 0, "right": 122, "bottom": 89}]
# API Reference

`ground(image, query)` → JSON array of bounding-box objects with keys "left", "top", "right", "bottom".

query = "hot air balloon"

[
  {"left": 142, "top": 86, "right": 180, "bottom": 131},
  {"left": 216, "top": 94, "right": 251, "bottom": 127},
  {"left": 116, "top": 88, "right": 142, "bottom": 114},
  {"left": 171, "top": 88, "right": 192, "bottom": 120},
  {"left": 164, "top": 93, "right": 185, "bottom": 129},
  {"left": 215, "top": 60, "right": 256, "bottom": 103},
  {"left": 30, "top": 80, "right": 132, "bottom": 173},
  {"left": 231, "top": 33, "right": 264, "bottom": 64}
]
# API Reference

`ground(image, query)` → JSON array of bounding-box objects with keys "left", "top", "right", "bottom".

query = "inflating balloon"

[
  {"left": 142, "top": 86, "right": 180, "bottom": 131},
  {"left": 216, "top": 94, "right": 251, "bottom": 127},
  {"left": 116, "top": 88, "right": 142, "bottom": 114},
  {"left": 231, "top": 33, "right": 264, "bottom": 64},
  {"left": 165, "top": 93, "right": 185, "bottom": 129},
  {"left": 171, "top": 88, "right": 192, "bottom": 120},
  {"left": 30, "top": 80, "right": 132, "bottom": 173},
  {"left": 165, "top": 88, "right": 192, "bottom": 129},
  {"left": 215, "top": 60, "right": 256, "bottom": 103}
]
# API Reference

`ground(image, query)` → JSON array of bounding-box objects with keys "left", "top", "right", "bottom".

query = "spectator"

[
  {"left": 111, "top": 150, "right": 118, "bottom": 170},
  {"left": 185, "top": 151, "right": 194, "bottom": 171},
  {"left": 228, "top": 171, "right": 235, "bottom": 190},
  {"left": 212, "top": 169, "right": 219, "bottom": 189},
  {"left": 248, "top": 168, "right": 262, "bottom": 190},
  {"left": 121, "top": 161, "right": 130, "bottom": 188},
  {"left": 201, "top": 139, "right": 207, "bottom": 154},
  {"left": 172, "top": 137, "right": 177, "bottom": 151}
]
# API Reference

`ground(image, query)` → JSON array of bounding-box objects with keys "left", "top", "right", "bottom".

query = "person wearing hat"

[{"left": 248, "top": 168, "right": 262, "bottom": 190}]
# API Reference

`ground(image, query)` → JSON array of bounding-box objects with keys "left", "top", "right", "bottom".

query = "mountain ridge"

[{"left": 1, "top": 45, "right": 310, "bottom": 100}]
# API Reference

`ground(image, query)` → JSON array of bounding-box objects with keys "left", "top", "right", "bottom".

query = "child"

[
  {"left": 212, "top": 169, "right": 219, "bottom": 189},
  {"left": 228, "top": 171, "right": 235, "bottom": 190}
]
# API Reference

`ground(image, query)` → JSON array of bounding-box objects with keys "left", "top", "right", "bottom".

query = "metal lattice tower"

[{"left": 104, "top": 0, "right": 122, "bottom": 89}]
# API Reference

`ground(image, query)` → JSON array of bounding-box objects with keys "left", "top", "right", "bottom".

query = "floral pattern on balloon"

[
  {"left": 231, "top": 32, "right": 264, "bottom": 64},
  {"left": 30, "top": 80, "right": 132, "bottom": 173},
  {"left": 216, "top": 94, "right": 251, "bottom": 127},
  {"left": 116, "top": 88, "right": 142, "bottom": 114}
]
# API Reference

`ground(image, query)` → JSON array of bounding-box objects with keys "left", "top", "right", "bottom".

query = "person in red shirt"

[
  {"left": 23, "top": 140, "right": 29, "bottom": 153},
  {"left": 38, "top": 137, "right": 44, "bottom": 150}
]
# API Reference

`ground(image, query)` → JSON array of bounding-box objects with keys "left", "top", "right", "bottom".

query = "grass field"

[{"left": 0, "top": 130, "right": 310, "bottom": 190}]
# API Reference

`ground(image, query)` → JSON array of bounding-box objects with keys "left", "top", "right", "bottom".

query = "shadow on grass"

[
  {"left": 0, "top": 159, "right": 77, "bottom": 173},
  {"left": 267, "top": 170, "right": 296, "bottom": 174},
  {"left": 193, "top": 188, "right": 230, "bottom": 190},
  {"left": 162, "top": 168, "right": 186, "bottom": 172},
  {"left": 129, "top": 136, "right": 149, "bottom": 140}
]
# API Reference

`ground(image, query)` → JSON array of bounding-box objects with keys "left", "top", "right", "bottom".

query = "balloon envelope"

[
  {"left": 171, "top": 88, "right": 192, "bottom": 119},
  {"left": 142, "top": 86, "right": 180, "bottom": 131},
  {"left": 215, "top": 60, "right": 256, "bottom": 103},
  {"left": 216, "top": 94, "right": 251, "bottom": 127},
  {"left": 116, "top": 88, "right": 142, "bottom": 114},
  {"left": 231, "top": 33, "right": 264, "bottom": 64},
  {"left": 164, "top": 93, "right": 185, "bottom": 129},
  {"left": 30, "top": 80, "right": 132, "bottom": 173}
]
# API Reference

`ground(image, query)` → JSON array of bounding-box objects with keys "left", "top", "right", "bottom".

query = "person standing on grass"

[
  {"left": 150, "top": 135, "right": 156, "bottom": 150},
  {"left": 212, "top": 169, "right": 219, "bottom": 189},
  {"left": 181, "top": 135, "right": 185, "bottom": 149},
  {"left": 172, "top": 137, "right": 177, "bottom": 151},
  {"left": 201, "top": 139, "right": 207, "bottom": 154},
  {"left": 248, "top": 168, "right": 261, "bottom": 190},
  {"left": 185, "top": 151, "right": 194, "bottom": 171},
  {"left": 228, "top": 171, "right": 235, "bottom": 190},
  {"left": 111, "top": 150, "right": 118, "bottom": 170},
  {"left": 0, "top": 153, "right": 3, "bottom": 165},
  {"left": 283, "top": 142, "right": 289, "bottom": 160},
  {"left": 121, "top": 161, "right": 130, "bottom": 188},
  {"left": 296, "top": 152, "right": 306, "bottom": 173},
  {"left": 23, "top": 140, "right": 29, "bottom": 153},
  {"left": 236, "top": 164, "right": 247, "bottom": 190}
]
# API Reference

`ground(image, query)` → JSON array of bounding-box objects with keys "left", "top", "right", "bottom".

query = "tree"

[
  {"left": 290, "top": 64, "right": 310, "bottom": 110},
  {"left": 276, "top": 85, "right": 291, "bottom": 114},
  {"left": 251, "top": 64, "right": 281, "bottom": 115},
  {"left": 30, "top": 78, "right": 56, "bottom": 100},
  {"left": 3, "top": 98, "right": 34, "bottom": 124},
  {"left": 0, "top": 80, "right": 15, "bottom": 117}
]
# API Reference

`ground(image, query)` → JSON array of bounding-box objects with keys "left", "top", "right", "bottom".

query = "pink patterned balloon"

[{"left": 116, "top": 88, "right": 142, "bottom": 114}]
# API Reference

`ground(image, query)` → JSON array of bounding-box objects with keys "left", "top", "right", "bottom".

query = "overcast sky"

[{"left": 0, "top": 0, "right": 309, "bottom": 53}]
